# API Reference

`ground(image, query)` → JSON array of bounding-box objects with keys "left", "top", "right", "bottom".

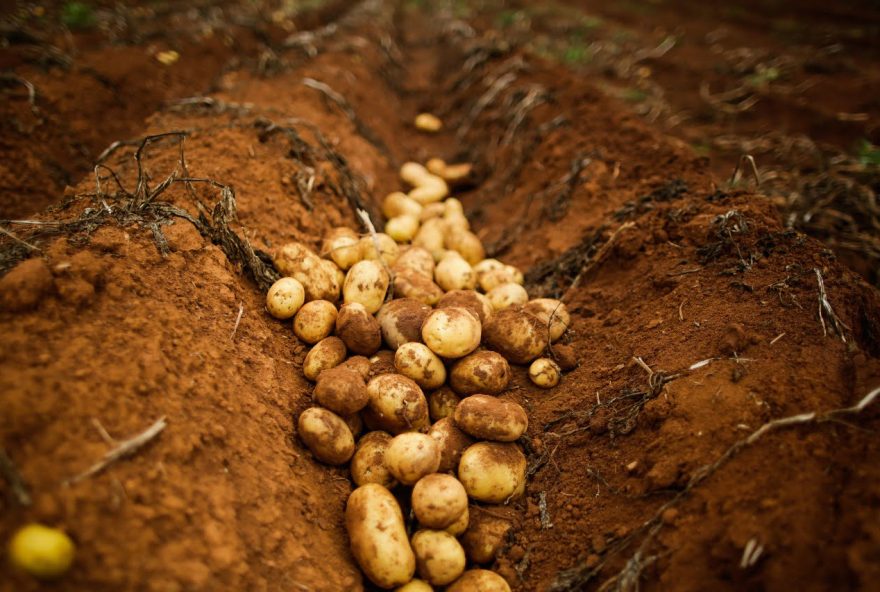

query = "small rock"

[{"left": 553, "top": 343, "right": 579, "bottom": 371}]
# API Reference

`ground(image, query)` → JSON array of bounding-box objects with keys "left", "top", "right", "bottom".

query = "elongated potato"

[
  {"left": 453, "top": 395, "right": 528, "bottom": 442},
  {"left": 447, "top": 569, "right": 511, "bottom": 592},
  {"left": 412, "top": 218, "right": 446, "bottom": 261},
  {"left": 361, "top": 233, "right": 400, "bottom": 266},
  {"left": 414, "top": 113, "right": 442, "bottom": 132},
  {"left": 323, "top": 227, "right": 364, "bottom": 270},
  {"left": 486, "top": 283, "right": 528, "bottom": 312},
  {"left": 294, "top": 300, "right": 338, "bottom": 344},
  {"left": 523, "top": 298, "right": 571, "bottom": 342},
  {"left": 297, "top": 407, "right": 355, "bottom": 465},
  {"left": 386, "top": 215, "right": 420, "bottom": 243},
  {"left": 344, "top": 259, "right": 390, "bottom": 314},
  {"left": 393, "top": 247, "right": 435, "bottom": 277},
  {"left": 419, "top": 202, "right": 446, "bottom": 223},
  {"left": 482, "top": 307, "right": 548, "bottom": 364},
  {"left": 411, "top": 530, "right": 466, "bottom": 586},
  {"left": 394, "top": 269, "right": 444, "bottom": 306},
  {"left": 428, "top": 417, "right": 474, "bottom": 473},
  {"left": 377, "top": 298, "right": 432, "bottom": 350},
  {"left": 350, "top": 431, "right": 397, "bottom": 488},
  {"left": 412, "top": 473, "right": 468, "bottom": 529},
  {"left": 336, "top": 303, "right": 382, "bottom": 356},
  {"left": 460, "top": 509, "right": 512, "bottom": 564},
  {"left": 528, "top": 357, "right": 561, "bottom": 388},
  {"left": 266, "top": 277, "right": 306, "bottom": 319},
  {"left": 314, "top": 366, "right": 369, "bottom": 415},
  {"left": 435, "top": 253, "right": 476, "bottom": 292},
  {"left": 449, "top": 351, "right": 510, "bottom": 395},
  {"left": 303, "top": 336, "right": 347, "bottom": 381},
  {"left": 458, "top": 442, "right": 526, "bottom": 503},
  {"left": 409, "top": 177, "right": 448, "bottom": 205},
  {"left": 364, "top": 374, "right": 430, "bottom": 434},
  {"left": 437, "top": 290, "right": 493, "bottom": 325},
  {"left": 273, "top": 241, "right": 341, "bottom": 302},
  {"left": 395, "top": 343, "right": 447, "bottom": 390},
  {"left": 385, "top": 432, "right": 441, "bottom": 485},
  {"left": 428, "top": 388, "right": 461, "bottom": 422},
  {"left": 401, "top": 162, "right": 431, "bottom": 186},
  {"left": 421, "top": 307, "right": 481, "bottom": 359},
  {"left": 346, "top": 484, "right": 416, "bottom": 588},
  {"left": 383, "top": 191, "right": 423, "bottom": 219}
]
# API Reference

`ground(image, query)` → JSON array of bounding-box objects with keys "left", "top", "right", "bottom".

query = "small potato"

[
  {"left": 523, "top": 298, "right": 570, "bottom": 342},
  {"left": 445, "top": 230, "right": 484, "bottom": 265},
  {"left": 409, "top": 177, "right": 449, "bottom": 205},
  {"left": 483, "top": 307, "right": 548, "bottom": 364},
  {"left": 449, "top": 351, "right": 510, "bottom": 395},
  {"left": 419, "top": 202, "right": 446, "bottom": 222},
  {"left": 394, "top": 269, "right": 444, "bottom": 306},
  {"left": 364, "top": 374, "right": 430, "bottom": 434},
  {"left": 361, "top": 233, "right": 400, "bottom": 266},
  {"left": 414, "top": 113, "right": 443, "bottom": 132},
  {"left": 273, "top": 241, "right": 341, "bottom": 302},
  {"left": 297, "top": 407, "right": 355, "bottom": 465},
  {"left": 386, "top": 215, "right": 420, "bottom": 243},
  {"left": 368, "top": 350, "right": 397, "bottom": 378},
  {"left": 393, "top": 246, "right": 435, "bottom": 278},
  {"left": 445, "top": 506, "right": 469, "bottom": 536},
  {"left": 314, "top": 366, "right": 369, "bottom": 415},
  {"left": 336, "top": 303, "right": 382, "bottom": 356},
  {"left": 396, "top": 580, "right": 433, "bottom": 592},
  {"left": 411, "top": 530, "right": 466, "bottom": 586},
  {"left": 323, "top": 227, "right": 364, "bottom": 270},
  {"left": 401, "top": 162, "right": 432, "bottom": 187},
  {"left": 447, "top": 570, "right": 511, "bottom": 592},
  {"left": 529, "top": 358, "right": 561, "bottom": 388},
  {"left": 428, "top": 417, "right": 474, "bottom": 473},
  {"left": 383, "top": 191, "right": 423, "bottom": 219},
  {"left": 437, "top": 290, "right": 493, "bottom": 325},
  {"left": 338, "top": 355, "right": 371, "bottom": 381},
  {"left": 478, "top": 265, "right": 523, "bottom": 293},
  {"left": 395, "top": 343, "right": 447, "bottom": 390},
  {"left": 266, "top": 277, "right": 306, "bottom": 319},
  {"left": 412, "top": 218, "right": 446, "bottom": 261},
  {"left": 426, "top": 158, "right": 446, "bottom": 176},
  {"left": 303, "top": 336, "right": 347, "bottom": 381},
  {"left": 350, "top": 431, "right": 397, "bottom": 488},
  {"left": 412, "top": 473, "right": 468, "bottom": 529},
  {"left": 346, "top": 484, "right": 416, "bottom": 588},
  {"left": 435, "top": 253, "right": 476, "bottom": 292},
  {"left": 344, "top": 260, "right": 390, "bottom": 314},
  {"left": 385, "top": 432, "right": 441, "bottom": 485},
  {"left": 486, "top": 283, "right": 529, "bottom": 312},
  {"left": 460, "top": 510, "right": 512, "bottom": 564},
  {"left": 421, "top": 307, "right": 482, "bottom": 359},
  {"left": 378, "top": 298, "right": 432, "bottom": 350},
  {"left": 428, "top": 388, "right": 461, "bottom": 422},
  {"left": 457, "top": 442, "right": 526, "bottom": 503},
  {"left": 443, "top": 212, "right": 470, "bottom": 233},
  {"left": 294, "top": 300, "right": 338, "bottom": 344},
  {"left": 439, "top": 163, "right": 473, "bottom": 185},
  {"left": 445, "top": 198, "right": 464, "bottom": 216},
  {"left": 473, "top": 258, "right": 504, "bottom": 281},
  {"left": 453, "top": 395, "right": 528, "bottom": 442}
]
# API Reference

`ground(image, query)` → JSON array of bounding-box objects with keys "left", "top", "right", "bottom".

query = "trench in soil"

[{"left": 2, "top": 2, "right": 880, "bottom": 591}]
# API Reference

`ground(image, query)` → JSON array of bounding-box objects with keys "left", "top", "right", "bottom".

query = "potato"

[
  {"left": 529, "top": 357, "right": 561, "bottom": 388},
  {"left": 457, "top": 442, "right": 526, "bottom": 503},
  {"left": 443, "top": 212, "right": 470, "bottom": 233},
  {"left": 266, "top": 277, "right": 306, "bottom": 319},
  {"left": 478, "top": 265, "right": 523, "bottom": 293},
  {"left": 344, "top": 412, "right": 364, "bottom": 438},
  {"left": 364, "top": 374, "right": 430, "bottom": 434},
  {"left": 444, "top": 230, "right": 484, "bottom": 265},
  {"left": 385, "top": 432, "right": 441, "bottom": 485},
  {"left": 339, "top": 355, "right": 371, "bottom": 381},
  {"left": 482, "top": 307, "right": 548, "bottom": 364},
  {"left": 426, "top": 158, "right": 446, "bottom": 176},
  {"left": 377, "top": 298, "right": 432, "bottom": 350},
  {"left": 369, "top": 350, "right": 397, "bottom": 378},
  {"left": 428, "top": 417, "right": 474, "bottom": 473},
  {"left": 336, "top": 303, "right": 382, "bottom": 356},
  {"left": 323, "top": 227, "right": 364, "bottom": 270},
  {"left": 393, "top": 269, "right": 444, "bottom": 306},
  {"left": 437, "top": 290, "right": 493, "bottom": 325},
  {"left": 303, "top": 336, "right": 347, "bottom": 381},
  {"left": 346, "top": 484, "right": 416, "bottom": 588},
  {"left": 409, "top": 177, "right": 449, "bottom": 205},
  {"left": 445, "top": 505, "right": 469, "bottom": 536},
  {"left": 297, "top": 407, "right": 355, "bottom": 465},
  {"left": 8, "top": 523, "right": 75, "bottom": 580},
  {"left": 419, "top": 202, "right": 446, "bottom": 223},
  {"left": 294, "top": 300, "right": 338, "bottom": 344},
  {"left": 395, "top": 343, "right": 447, "bottom": 390},
  {"left": 412, "top": 473, "right": 468, "bottom": 529},
  {"left": 428, "top": 388, "right": 461, "bottom": 422},
  {"left": 350, "top": 431, "right": 397, "bottom": 488},
  {"left": 453, "top": 395, "right": 528, "bottom": 442},
  {"left": 414, "top": 113, "right": 443, "bottom": 132},
  {"left": 411, "top": 530, "right": 466, "bottom": 586},
  {"left": 445, "top": 198, "right": 464, "bottom": 216},
  {"left": 435, "top": 253, "right": 476, "bottom": 292},
  {"left": 393, "top": 246, "right": 435, "bottom": 277},
  {"left": 361, "top": 233, "right": 400, "bottom": 266},
  {"left": 449, "top": 351, "right": 510, "bottom": 395},
  {"left": 386, "top": 215, "right": 420, "bottom": 243},
  {"left": 314, "top": 366, "right": 369, "bottom": 415},
  {"left": 273, "top": 241, "right": 341, "bottom": 302},
  {"left": 460, "top": 510, "right": 512, "bottom": 564},
  {"left": 412, "top": 218, "right": 446, "bottom": 261},
  {"left": 383, "top": 191, "right": 423, "bottom": 219},
  {"left": 396, "top": 580, "right": 433, "bottom": 592},
  {"left": 401, "top": 161, "right": 431, "bottom": 186},
  {"left": 486, "top": 283, "right": 529, "bottom": 312},
  {"left": 473, "top": 258, "right": 504, "bottom": 282},
  {"left": 447, "top": 570, "right": 511, "bottom": 592},
  {"left": 343, "top": 260, "right": 390, "bottom": 314},
  {"left": 439, "top": 163, "right": 473, "bottom": 185},
  {"left": 523, "top": 298, "right": 570, "bottom": 342},
  {"left": 421, "top": 307, "right": 481, "bottom": 359},
  {"left": 552, "top": 343, "right": 579, "bottom": 371}
]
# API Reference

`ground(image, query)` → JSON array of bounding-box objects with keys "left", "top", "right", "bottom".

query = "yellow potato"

[
  {"left": 419, "top": 202, "right": 446, "bottom": 223},
  {"left": 323, "top": 227, "right": 364, "bottom": 270},
  {"left": 386, "top": 215, "right": 420, "bottom": 243},
  {"left": 528, "top": 357, "right": 561, "bottom": 388},
  {"left": 411, "top": 530, "right": 466, "bottom": 586},
  {"left": 426, "top": 158, "right": 446, "bottom": 176},
  {"left": 385, "top": 432, "right": 441, "bottom": 485},
  {"left": 453, "top": 395, "right": 528, "bottom": 442},
  {"left": 437, "top": 290, "right": 493, "bottom": 325},
  {"left": 523, "top": 298, "right": 571, "bottom": 342},
  {"left": 460, "top": 510, "right": 512, "bottom": 564},
  {"left": 409, "top": 177, "right": 449, "bottom": 205},
  {"left": 273, "top": 241, "right": 341, "bottom": 302},
  {"left": 8, "top": 524, "right": 75, "bottom": 579},
  {"left": 350, "top": 430, "right": 397, "bottom": 488},
  {"left": 364, "top": 373, "right": 430, "bottom": 434},
  {"left": 414, "top": 113, "right": 443, "bottom": 132},
  {"left": 447, "top": 570, "right": 511, "bottom": 592},
  {"left": 445, "top": 230, "right": 484, "bottom": 265},
  {"left": 401, "top": 161, "right": 431, "bottom": 186},
  {"left": 428, "top": 388, "right": 461, "bottom": 422},
  {"left": 393, "top": 246, "right": 435, "bottom": 278},
  {"left": 339, "top": 355, "right": 372, "bottom": 381},
  {"left": 439, "top": 163, "right": 473, "bottom": 184},
  {"left": 393, "top": 269, "right": 444, "bottom": 306},
  {"left": 396, "top": 579, "right": 433, "bottom": 592},
  {"left": 314, "top": 365, "right": 369, "bottom": 415},
  {"left": 428, "top": 417, "right": 474, "bottom": 473},
  {"left": 449, "top": 351, "right": 510, "bottom": 395},
  {"left": 360, "top": 233, "right": 400, "bottom": 266},
  {"left": 443, "top": 212, "right": 470, "bottom": 233},
  {"left": 378, "top": 298, "right": 432, "bottom": 350},
  {"left": 483, "top": 307, "right": 548, "bottom": 364},
  {"left": 266, "top": 277, "right": 306, "bottom": 319},
  {"left": 383, "top": 191, "right": 423, "bottom": 219},
  {"left": 302, "top": 336, "right": 347, "bottom": 381},
  {"left": 395, "top": 343, "right": 447, "bottom": 390},
  {"left": 435, "top": 253, "right": 476, "bottom": 292},
  {"left": 444, "top": 198, "right": 464, "bottom": 216},
  {"left": 445, "top": 506, "right": 469, "bottom": 536},
  {"left": 412, "top": 218, "right": 446, "bottom": 261},
  {"left": 343, "top": 260, "right": 390, "bottom": 314},
  {"left": 457, "top": 442, "right": 526, "bottom": 503},
  {"left": 486, "top": 283, "right": 529, "bottom": 312},
  {"left": 297, "top": 407, "right": 355, "bottom": 465},
  {"left": 294, "top": 299, "right": 338, "bottom": 344},
  {"left": 473, "top": 258, "right": 504, "bottom": 283},
  {"left": 421, "top": 307, "right": 482, "bottom": 359},
  {"left": 412, "top": 473, "right": 468, "bottom": 529},
  {"left": 478, "top": 265, "right": 523, "bottom": 293}
]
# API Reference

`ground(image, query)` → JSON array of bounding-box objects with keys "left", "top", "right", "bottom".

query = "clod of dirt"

[{"left": 0, "top": 257, "right": 53, "bottom": 312}]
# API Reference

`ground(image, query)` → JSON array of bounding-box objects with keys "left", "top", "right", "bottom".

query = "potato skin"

[
  {"left": 428, "top": 417, "right": 474, "bottom": 473},
  {"left": 453, "top": 395, "right": 528, "bottom": 442},
  {"left": 449, "top": 351, "right": 510, "bottom": 395},
  {"left": 360, "top": 233, "right": 400, "bottom": 266},
  {"left": 323, "top": 230, "right": 363, "bottom": 270},
  {"left": 273, "top": 241, "right": 341, "bottom": 302},
  {"left": 303, "top": 336, "right": 347, "bottom": 381},
  {"left": 412, "top": 473, "right": 468, "bottom": 529},
  {"left": 346, "top": 484, "right": 416, "bottom": 588},
  {"left": 297, "top": 407, "right": 355, "bottom": 465},
  {"left": 437, "top": 290, "right": 493, "bottom": 325},
  {"left": 393, "top": 246, "right": 435, "bottom": 277},
  {"left": 338, "top": 355, "right": 371, "bottom": 381},
  {"left": 411, "top": 530, "right": 466, "bottom": 586},
  {"left": 482, "top": 307, "right": 548, "bottom": 364},
  {"left": 350, "top": 431, "right": 397, "bottom": 488},
  {"left": 447, "top": 569, "right": 511, "bottom": 592},
  {"left": 393, "top": 269, "right": 444, "bottom": 306},
  {"left": 377, "top": 298, "right": 431, "bottom": 350},
  {"left": 385, "top": 432, "right": 441, "bottom": 485},
  {"left": 428, "top": 387, "right": 461, "bottom": 422},
  {"left": 336, "top": 303, "right": 382, "bottom": 356},
  {"left": 486, "top": 282, "right": 528, "bottom": 312},
  {"left": 294, "top": 300, "right": 338, "bottom": 345},
  {"left": 528, "top": 357, "right": 561, "bottom": 388},
  {"left": 460, "top": 509, "right": 512, "bottom": 564},
  {"left": 266, "top": 277, "right": 306, "bottom": 319},
  {"left": 368, "top": 350, "right": 397, "bottom": 379},
  {"left": 421, "top": 307, "right": 482, "bottom": 359},
  {"left": 523, "top": 298, "right": 571, "bottom": 342},
  {"left": 313, "top": 366, "right": 369, "bottom": 415},
  {"left": 364, "top": 374, "right": 430, "bottom": 434},
  {"left": 434, "top": 254, "right": 476, "bottom": 292},
  {"left": 344, "top": 260, "right": 390, "bottom": 314},
  {"left": 457, "top": 442, "right": 527, "bottom": 503},
  {"left": 394, "top": 343, "right": 447, "bottom": 390}
]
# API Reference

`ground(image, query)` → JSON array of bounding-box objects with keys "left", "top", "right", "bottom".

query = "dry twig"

[
  {"left": 0, "top": 446, "right": 31, "bottom": 506},
  {"left": 66, "top": 417, "right": 167, "bottom": 485}
]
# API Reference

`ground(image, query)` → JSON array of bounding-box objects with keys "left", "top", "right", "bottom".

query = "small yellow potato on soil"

[
  {"left": 384, "top": 191, "right": 423, "bottom": 219},
  {"left": 486, "top": 282, "right": 529, "bottom": 312},
  {"left": 419, "top": 202, "right": 446, "bottom": 222},
  {"left": 439, "top": 163, "right": 473, "bottom": 184},
  {"left": 323, "top": 227, "right": 364, "bottom": 270},
  {"left": 437, "top": 290, "right": 493, "bottom": 325},
  {"left": 482, "top": 307, "right": 548, "bottom": 364},
  {"left": 445, "top": 505, "right": 469, "bottom": 536},
  {"left": 449, "top": 351, "right": 510, "bottom": 395},
  {"left": 523, "top": 298, "right": 571, "bottom": 342},
  {"left": 368, "top": 350, "right": 397, "bottom": 378},
  {"left": 426, "top": 158, "right": 446, "bottom": 176},
  {"left": 444, "top": 230, "right": 484, "bottom": 265},
  {"left": 457, "top": 442, "right": 527, "bottom": 503},
  {"left": 552, "top": 343, "right": 579, "bottom": 371},
  {"left": 445, "top": 198, "right": 464, "bottom": 216},
  {"left": 294, "top": 299, "right": 339, "bottom": 344},
  {"left": 412, "top": 473, "right": 468, "bottom": 529},
  {"left": 428, "top": 387, "right": 461, "bottom": 422},
  {"left": 360, "top": 233, "right": 400, "bottom": 266},
  {"left": 394, "top": 246, "right": 436, "bottom": 277},
  {"left": 401, "top": 161, "right": 432, "bottom": 186},
  {"left": 473, "top": 258, "right": 504, "bottom": 282},
  {"left": 460, "top": 510, "right": 512, "bottom": 564},
  {"left": 443, "top": 212, "right": 470, "bottom": 233},
  {"left": 266, "top": 277, "right": 306, "bottom": 319},
  {"left": 343, "top": 260, "right": 390, "bottom": 314},
  {"left": 428, "top": 417, "right": 474, "bottom": 473},
  {"left": 421, "top": 307, "right": 482, "bottom": 359},
  {"left": 435, "top": 253, "right": 477, "bottom": 292},
  {"left": 386, "top": 215, "right": 420, "bottom": 243},
  {"left": 336, "top": 303, "right": 382, "bottom": 356},
  {"left": 385, "top": 432, "right": 441, "bottom": 485},
  {"left": 364, "top": 373, "right": 430, "bottom": 434},
  {"left": 314, "top": 366, "right": 369, "bottom": 415},
  {"left": 528, "top": 357, "right": 561, "bottom": 388},
  {"left": 395, "top": 343, "right": 447, "bottom": 390},
  {"left": 409, "top": 177, "right": 449, "bottom": 205},
  {"left": 378, "top": 298, "right": 432, "bottom": 350},
  {"left": 8, "top": 523, "right": 75, "bottom": 579},
  {"left": 447, "top": 570, "right": 511, "bottom": 592},
  {"left": 303, "top": 336, "right": 347, "bottom": 381},
  {"left": 478, "top": 265, "right": 523, "bottom": 293},
  {"left": 338, "top": 355, "right": 372, "bottom": 381},
  {"left": 453, "top": 395, "right": 528, "bottom": 442},
  {"left": 396, "top": 579, "right": 434, "bottom": 592},
  {"left": 411, "top": 530, "right": 466, "bottom": 586},
  {"left": 412, "top": 218, "right": 446, "bottom": 261},
  {"left": 346, "top": 484, "right": 416, "bottom": 588},
  {"left": 394, "top": 269, "right": 444, "bottom": 306},
  {"left": 273, "top": 241, "right": 341, "bottom": 302},
  {"left": 297, "top": 407, "right": 355, "bottom": 465},
  {"left": 350, "top": 430, "right": 397, "bottom": 488},
  {"left": 414, "top": 113, "right": 443, "bottom": 132}
]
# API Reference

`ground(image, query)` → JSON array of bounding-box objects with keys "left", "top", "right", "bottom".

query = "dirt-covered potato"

[
  {"left": 528, "top": 357, "right": 561, "bottom": 388},
  {"left": 449, "top": 351, "right": 510, "bottom": 395},
  {"left": 377, "top": 298, "right": 432, "bottom": 350},
  {"left": 419, "top": 202, "right": 446, "bottom": 222},
  {"left": 346, "top": 484, "right": 416, "bottom": 588},
  {"left": 447, "top": 570, "right": 511, "bottom": 592},
  {"left": 428, "top": 388, "right": 461, "bottom": 422},
  {"left": 478, "top": 265, "right": 523, "bottom": 293},
  {"left": 483, "top": 307, "right": 548, "bottom": 364},
  {"left": 294, "top": 299, "right": 338, "bottom": 344},
  {"left": 393, "top": 246, "right": 435, "bottom": 278},
  {"left": 421, "top": 307, "right": 482, "bottom": 359},
  {"left": 339, "top": 355, "right": 371, "bottom": 381},
  {"left": 323, "top": 227, "right": 364, "bottom": 270},
  {"left": 314, "top": 366, "right": 369, "bottom": 415},
  {"left": 396, "top": 579, "right": 433, "bottom": 592},
  {"left": 435, "top": 253, "right": 476, "bottom": 292},
  {"left": 303, "top": 336, "right": 347, "bottom": 381},
  {"left": 343, "top": 260, "right": 390, "bottom": 314},
  {"left": 361, "top": 233, "right": 400, "bottom": 266},
  {"left": 297, "top": 407, "right": 355, "bottom": 465},
  {"left": 428, "top": 417, "right": 474, "bottom": 473},
  {"left": 437, "top": 290, "right": 493, "bottom": 325},
  {"left": 552, "top": 343, "right": 579, "bottom": 371},
  {"left": 486, "top": 283, "right": 529, "bottom": 312},
  {"left": 412, "top": 473, "right": 468, "bottom": 529},
  {"left": 386, "top": 215, "right": 420, "bottom": 243},
  {"left": 369, "top": 350, "right": 397, "bottom": 378},
  {"left": 266, "top": 277, "right": 306, "bottom": 320},
  {"left": 523, "top": 298, "right": 570, "bottom": 342},
  {"left": 412, "top": 218, "right": 446, "bottom": 261},
  {"left": 344, "top": 412, "right": 363, "bottom": 438},
  {"left": 336, "top": 303, "right": 382, "bottom": 356},
  {"left": 414, "top": 113, "right": 442, "bottom": 132},
  {"left": 445, "top": 505, "right": 469, "bottom": 536},
  {"left": 453, "top": 395, "right": 528, "bottom": 442},
  {"left": 393, "top": 269, "right": 444, "bottom": 306},
  {"left": 457, "top": 442, "right": 527, "bottom": 503},
  {"left": 444, "top": 230, "right": 484, "bottom": 265},
  {"left": 350, "top": 430, "right": 397, "bottom": 488},
  {"left": 460, "top": 510, "right": 512, "bottom": 564},
  {"left": 411, "top": 530, "right": 466, "bottom": 586},
  {"left": 273, "top": 241, "right": 341, "bottom": 302},
  {"left": 385, "top": 432, "right": 441, "bottom": 485},
  {"left": 364, "top": 373, "right": 430, "bottom": 434},
  {"left": 395, "top": 343, "right": 447, "bottom": 390},
  {"left": 383, "top": 191, "right": 423, "bottom": 219}
]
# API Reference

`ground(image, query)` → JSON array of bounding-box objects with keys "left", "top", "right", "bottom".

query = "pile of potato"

[{"left": 268, "top": 160, "right": 576, "bottom": 591}]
